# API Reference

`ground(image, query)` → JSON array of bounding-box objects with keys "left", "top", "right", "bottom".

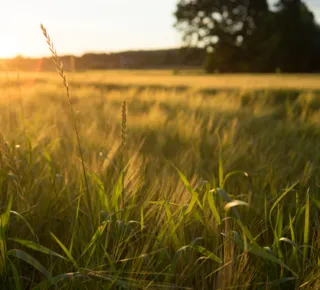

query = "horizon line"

[{"left": 0, "top": 46, "right": 196, "bottom": 60}]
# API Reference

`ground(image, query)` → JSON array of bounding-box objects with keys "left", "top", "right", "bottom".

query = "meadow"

[{"left": 0, "top": 65, "right": 319, "bottom": 289}]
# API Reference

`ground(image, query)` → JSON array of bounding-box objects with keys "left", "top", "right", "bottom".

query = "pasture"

[{"left": 0, "top": 70, "right": 319, "bottom": 289}]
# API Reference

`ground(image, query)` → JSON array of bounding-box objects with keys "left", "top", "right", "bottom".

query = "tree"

[
  {"left": 175, "top": 0, "right": 320, "bottom": 73},
  {"left": 273, "top": 0, "right": 320, "bottom": 72},
  {"left": 175, "top": 0, "right": 270, "bottom": 72}
]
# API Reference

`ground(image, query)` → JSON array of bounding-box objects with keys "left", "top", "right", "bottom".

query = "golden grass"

[
  {"left": 2, "top": 70, "right": 320, "bottom": 91},
  {"left": 0, "top": 58, "right": 319, "bottom": 288}
]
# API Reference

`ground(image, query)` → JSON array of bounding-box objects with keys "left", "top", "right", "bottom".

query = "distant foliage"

[
  {"left": 0, "top": 48, "right": 205, "bottom": 72},
  {"left": 175, "top": 0, "right": 320, "bottom": 73}
]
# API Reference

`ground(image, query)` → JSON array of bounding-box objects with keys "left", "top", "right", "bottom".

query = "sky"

[{"left": 0, "top": 0, "right": 319, "bottom": 58}]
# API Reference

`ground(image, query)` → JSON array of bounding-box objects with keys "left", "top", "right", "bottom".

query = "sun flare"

[
  {"left": 0, "top": 48, "right": 16, "bottom": 59},
  {"left": 0, "top": 34, "right": 19, "bottom": 58}
]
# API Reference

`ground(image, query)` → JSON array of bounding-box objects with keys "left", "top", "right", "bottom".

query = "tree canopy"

[{"left": 175, "top": 0, "right": 320, "bottom": 73}]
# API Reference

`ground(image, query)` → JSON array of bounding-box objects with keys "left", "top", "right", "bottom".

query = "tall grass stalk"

[
  {"left": 40, "top": 24, "right": 93, "bottom": 227},
  {"left": 121, "top": 100, "right": 127, "bottom": 207},
  {"left": 6, "top": 72, "right": 12, "bottom": 133},
  {"left": 16, "top": 72, "right": 27, "bottom": 143},
  {"left": 121, "top": 100, "right": 127, "bottom": 150}
]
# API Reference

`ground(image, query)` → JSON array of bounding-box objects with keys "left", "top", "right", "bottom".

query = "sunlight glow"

[
  {"left": 0, "top": 0, "right": 180, "bottom": 59},
  {"left": 0, "top": 0, "right": 318, "bottom": 59},
  {"left": 0, "top": 32, "right": 19, "bottom": 58}
]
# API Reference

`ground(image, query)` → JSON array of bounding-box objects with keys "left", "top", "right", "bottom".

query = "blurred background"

[{"left": 1, "top": 0, "right": 320, "bottom": 73}]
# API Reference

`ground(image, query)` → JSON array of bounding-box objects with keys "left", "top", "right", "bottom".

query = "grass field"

[
  {"left": 0, "top": 68, "right": 319, "bottom": 289},
  {"left": 3, "top": 70, "right": 320, "bottom": 90}
]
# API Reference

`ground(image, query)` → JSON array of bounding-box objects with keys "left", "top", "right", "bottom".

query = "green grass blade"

[
  {"left": 32, "top": 272, "right": 85, "bottom": 290},
  {"left": 223, "top": 171, "right": 248, "bottom": 186},
  {"left": 174, "top": 166, "right": 194, "bottom": 194},
  {"left": 303, "top": 189, "right": 310, "bottom": 265},
  {"left": 170, "top": 246, "right": 188, "bottom": 274},
  {"left": 251, "top": 246, "right": 297, "bottom": 277},
  {"left": 229, "top": 231, "right": 298, "bottom": 277},
  {"left": 310, "top": 195, "right": 320, "bottom": 209},
  {"left": 81, "top": 221, "right": 109, "bottom": 258},
  {"left": 217, "top": 134, "right": 224, "bottom": 189},
  {"left": 10, "top": 238, "right": 67, "bottom": 261},
  {"left": 186, "top": 192, "right": 199, "bottom": 214},
  {"left": 7, "top": 249, "right": 55, "bottom": 285},
  {"left": 0, "top": 193, "right": 13, "bottom": 274},
  {"left": 92, "top": 173, "right": 110, "bottom": 213},
  {"left": 279, "top": 238, "right": 302, "bottom": 254},
  {"left": 289, "top": 213, "right": 296, "bottom": 244},
  {"left": 112, "top": 172, "right": 123, "bottom": 212},
  {"left": 216, "top": 189, "right": 241, "bottom": 219},
  {"left": 207, "top": 190, "right": 221, "bottom": 225},
  {"left": 8, "top": 257, "right": 21, "bottom": 290},
  {"left": 0, "top": 193, "right": 13, "bottom": 231},
  {"left": 268, "top": 277, "right": 298, "bottom": 288},
  {"left": 190, "top": 244, "right": 222, "bottom": 264},
  {"left": 288, "top": 213, "right": 299, "bottom": 267},
  {"left": 140, "top": 203, "right": 145, "bottom": 231},
  {"left": 174, "top": 167, "right": 202, "bottom": 213},
  {"left": 50, "top": 232, "right": 79, "bottom": 269},
  {"left": 269, "top": 182, "right": 299, "bottom": 227},
  {"left": 235, "top": 220, "right": 258, "bottom": 246},
  {"left": 164, "top": 203, "right": 180, "bottom": 246},
  {"left": 10, "top": 211, "right": 37, "bottom": 240},
  {"left": 69, "top": 192, "right": 82, "bottom": 254}
]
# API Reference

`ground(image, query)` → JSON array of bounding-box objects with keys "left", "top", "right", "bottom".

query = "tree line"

[
  {"left": 0, "top": 48, "right": 205, "bottom": 72},
  {"left": 175, "top": 0, "right": 320, "bottom": 73}
]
